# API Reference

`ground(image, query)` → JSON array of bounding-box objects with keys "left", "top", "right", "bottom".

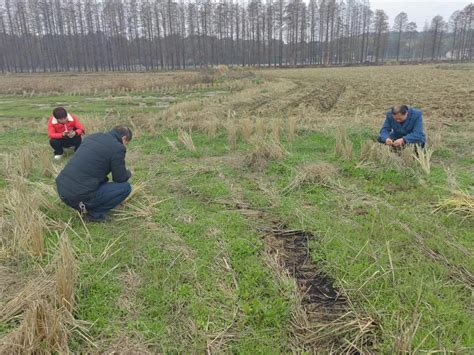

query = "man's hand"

[
  {"left": 393, "top": 138, "right": 405, "bottom": 147},
  {"left": 385, "top": 138, "right": 393, "bottom": 146},
  {"left": 67, "top": 130, "right": 76, "bottom": 138},
  {"left": 62, "top": 131, "right": 69, "bottom": 137}
]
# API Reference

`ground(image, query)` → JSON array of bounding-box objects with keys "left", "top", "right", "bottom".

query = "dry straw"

[
  {"left": 271, "top": 118, "right": 282, "bottom": 143},
  {"left": 165, "top": 137, "right": 179, "bottom": 152},
  {"left": 240, "top": 117, "right": 254, "bottom": 143},
  {"left": 413, "top": 147, "right": 433, "bottom": 175},
  {"left": 0, "top": 275, "right": 55, "bottom": 323},
  {"left": 116, "top": 180, "right": 162, "bottom": 221},
  {"left": 434, "top": 189, "right": 473, "bottom": 218},
  {"left": 124, "top": 180, "right": 148, "bottom": 202},
  {"left": 283, "top": 162, "right": 338, "bottom": 193},
  {"left": 55, "top": 235, "right": 76, "bottom": 313},
  {"left": 20, "top": 149, "right": 33, "bottom": 177},
  {"left": 335, "top": 127, "right": 353, "bottom": 160},
  {"left": 0, "top": 299, "right": 70, "bottom": 354},
  {"left": 255, "top": 116, "right": 266, "bottom": 137},
  {"left": 287, "top": 116, "right": 297, "bottom": 143},
  {"left": 178, "top": 129, "right": 197, "bottom": 152},
  {"left": 35, "top": 148, "right": 54, "bottom": 178},
  {"left": 359, "top": 140, "right": 414, "bottom": 170},
  {"left": 225, "top": 120, "right": 238, "bottom": 150},
  {"left": 81, "top": 114, "right": 107, "bottom": 133},
  {"left": 245, "top": 138, "right": 287, "bottom": 170},
  {"left": 4, "top": 182, "right": 45, "bottom": 257},
  {"left": 203, "top": 119, "right": 218, "bottom": 138}
]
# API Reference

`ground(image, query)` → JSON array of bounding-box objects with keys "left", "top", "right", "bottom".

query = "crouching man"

[
  {"left": 378, "top": 105, "right": 426, "bottom": 148},
  {"left": 48, "top": 107, "right": 85, "bottom": 160},
  {"left": 56, "top": 125, "right": 133, "bottom": 222}
]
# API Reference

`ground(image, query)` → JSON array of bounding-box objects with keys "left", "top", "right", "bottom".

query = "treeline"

[{"left": 0, "top": 0, "right": 472, "bottom": 72}]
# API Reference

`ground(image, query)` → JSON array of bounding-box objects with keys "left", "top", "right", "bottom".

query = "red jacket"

[{"left": 48, "top": 114, "right": 85, "bottom": 139}]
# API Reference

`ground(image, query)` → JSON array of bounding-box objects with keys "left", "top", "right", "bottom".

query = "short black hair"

[
  {"left": 391, "top": 105, "right": 408, "bottom": 115},
  {"left": 53, "top": 107, "right": 67, "bottom": 119},
  {"left": 113, "top": 125, "right": 133, "bottom": 141}
]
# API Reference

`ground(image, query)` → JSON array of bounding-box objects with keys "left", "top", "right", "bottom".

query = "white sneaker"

[{"left": 54, "top": 154, "right": 63, "bottom": 160}]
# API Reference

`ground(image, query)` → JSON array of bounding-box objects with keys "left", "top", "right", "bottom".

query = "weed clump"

[
  {"left": 245, "top": 138, "right": 287, "bottom": 171},
  {"left": 335, "top": 127, "right": 353, "bottom": 160},
  {"left": 284, "top": 162, "right": 338, "bottom": 193}
]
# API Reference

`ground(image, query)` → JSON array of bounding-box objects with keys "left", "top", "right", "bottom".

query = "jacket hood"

[{"left": 108, "top": 129, "right": 126, "bottom": 145}]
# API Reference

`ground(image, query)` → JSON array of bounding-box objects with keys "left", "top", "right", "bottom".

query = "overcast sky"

[{"left": 370, "top": 0, "right": 469, "bottom": 28}]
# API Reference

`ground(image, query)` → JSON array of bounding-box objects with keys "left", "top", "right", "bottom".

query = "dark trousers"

[
  {"left": 50, "top": 135, "right": 82, "bottom": 155},
  {"left": 84, "top": 182, "right": 132, "bottom": 220}
]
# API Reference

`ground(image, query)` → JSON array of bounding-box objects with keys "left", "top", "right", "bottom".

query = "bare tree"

[
  {"left": 393, "top": 11, "right": 408, "bottom": 61},
  {"left": 373, "top": 9, "right": 388, "bottom": 63},
  {"left": 0, "top": 0, "right": 470, "bottom": 72},
  {"left": 430, "top": 15, "right": 445, "bottom": 60},
  {"left": 405, "top": 21, "right": 417, "bottom": 60}
]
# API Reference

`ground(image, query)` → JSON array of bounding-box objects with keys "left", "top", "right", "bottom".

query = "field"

[{"left": 0, "top": 64, "right": 473, "bottom": 353}]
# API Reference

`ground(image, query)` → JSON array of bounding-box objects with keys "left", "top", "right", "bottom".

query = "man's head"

[
  {"left": 113, "top": 125, "right": 133, "bottom": 146},
  {"left": 391, "top": 105, "right": 409, "bottom": 123},
  {"left": 53, "top": 107, "right": 68, "bottom": 123}
]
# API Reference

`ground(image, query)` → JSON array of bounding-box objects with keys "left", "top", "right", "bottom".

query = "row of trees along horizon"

[{"left": 0, "top": 0, "right": 472, "bottom": 73}]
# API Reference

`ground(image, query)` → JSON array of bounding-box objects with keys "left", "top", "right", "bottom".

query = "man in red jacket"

[{"left": 48, "top": 107, "right": 85, "bottom": 160}]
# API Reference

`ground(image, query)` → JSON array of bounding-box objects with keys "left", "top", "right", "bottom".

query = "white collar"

[{"left": 52, "top": 114, "right": 73, "bottom": 124}]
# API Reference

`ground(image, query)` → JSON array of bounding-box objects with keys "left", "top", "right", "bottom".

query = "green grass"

[{"left": 1, "top": 67, "right": 473, "bottom": 353}]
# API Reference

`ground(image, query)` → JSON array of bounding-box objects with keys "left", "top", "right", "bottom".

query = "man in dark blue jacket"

[
  {"left": 378, "top": 105, "right": 426, "bottom": 147},
  {"left": 56, "top": 125, "right": 133, "bottom": 222}
]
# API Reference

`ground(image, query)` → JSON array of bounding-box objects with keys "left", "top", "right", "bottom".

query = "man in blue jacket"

[
  {"left": 378, "top": 105, "right": 426, "bottom": 147},
  {"left": 56, "top": 125, "right": 133, "bottom": 222}
]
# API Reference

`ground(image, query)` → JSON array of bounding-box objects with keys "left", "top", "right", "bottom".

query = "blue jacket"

[{"left": 379, "top": 107, "right": 426, "bottom": 145}]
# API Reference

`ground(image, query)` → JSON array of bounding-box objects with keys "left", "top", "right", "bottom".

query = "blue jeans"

[{"left": 84, "top": 182, "right": 131, "bottom": 219}]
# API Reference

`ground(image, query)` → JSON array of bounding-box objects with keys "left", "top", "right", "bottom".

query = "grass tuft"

[
  {"left": 178, "top": 129, "right": 197, "bottom": 152},
  {"left": 413, "top": 147, "right": 433, "bottom": 175}
]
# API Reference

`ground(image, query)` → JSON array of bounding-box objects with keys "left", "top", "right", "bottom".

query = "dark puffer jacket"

[{"left": 56, "top": 129, "right": 131, "bottom": 205}]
